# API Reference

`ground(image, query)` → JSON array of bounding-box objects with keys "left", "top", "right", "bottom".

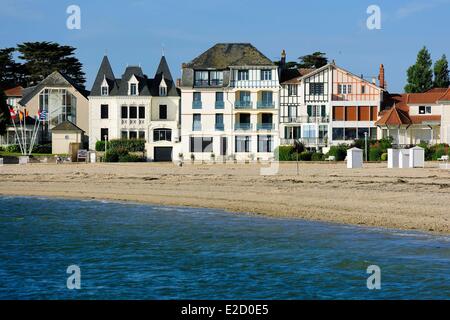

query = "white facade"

[{"left": 180, "top": 67, "right": 280, "bottom": 162}]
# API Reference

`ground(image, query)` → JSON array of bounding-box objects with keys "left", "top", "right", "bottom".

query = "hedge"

[
  {"left": 369, "top": 147, "right": 383, "bottom": 161},
  {"left": 311, "top": 152, "right": 325, "bottom": 161},
  {"left": 327, "top": 145, "right": 348, "bottom": 161},
  {"left": 275, "top": 146, "right": 295, "bottom": 161}
]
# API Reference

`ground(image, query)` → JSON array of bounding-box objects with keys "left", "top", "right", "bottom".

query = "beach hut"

[
  {"left": 347, "top": 147, "right": 363, "bottom": 169},
  {"left": 387, "top": 149, "right": 400, "bottom": 168},
  {"left": 399, "top": 149, "right": 410, "bottom": 168},
  {"left": 409, "top": 146, "right": 425, "bottom": 168}
]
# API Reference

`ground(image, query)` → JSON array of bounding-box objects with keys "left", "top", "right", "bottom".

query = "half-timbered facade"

[{"left": 280, "top": 58, "right": 384, "bottom": 150}]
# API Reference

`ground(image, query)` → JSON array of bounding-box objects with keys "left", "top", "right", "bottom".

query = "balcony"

[
  {"left": 215, "top": 101, "right": 225, "bottom": 109},
  {"left": 257, "top": 101, "right": 275, "bottom": 109},
  {"left": 280, "top": 116, "right": 330, "bottom": 123},
  {"left": 257, "top": 123, "right": 275, "bottom": 131},
  {"left": 192, "top": 101, "right": 202, "bottom": 109},
  {"left": 215, "top": 123, "right": 224, "bottom": 131},
  {"left": 235, "top": 123, "right": 253, "bottom": 131},
  {"left": 192, "top": 123, "right": 202, "bottom": 131},
  {"left": 194, "top": 79, "right": 224, "bottom": 88},
  {"left": 235, "top": 101, "right": 253, "bottom": 109}
]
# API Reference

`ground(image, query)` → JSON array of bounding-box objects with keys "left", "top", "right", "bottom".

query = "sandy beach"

[{"left": 0, "top": 162, "right": 449, "bottom": 234}]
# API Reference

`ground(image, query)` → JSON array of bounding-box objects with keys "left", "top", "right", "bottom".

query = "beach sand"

[{"left": 0, "top": 162, "right": 449, "bottom": 234}]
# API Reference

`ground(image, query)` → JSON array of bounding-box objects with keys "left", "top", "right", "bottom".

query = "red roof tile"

[{"left": 4, "top": 86, "right": 23, "bottom": 97}]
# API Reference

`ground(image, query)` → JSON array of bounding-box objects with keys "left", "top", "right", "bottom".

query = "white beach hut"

[
  {"left": 387, "top": 149, "right": 400, "bottom": 169},
  {"left": 409, "top": 146, "right": 425, "bottom": 168},
  {"left": 347, "top": 147, "right": 363, "bottom": 169},
  {"left": 399, "top": 149, "right": 410, "bottom": 168}
]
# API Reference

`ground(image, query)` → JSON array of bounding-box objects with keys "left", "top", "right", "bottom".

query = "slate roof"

[
  {"left": 183, "top": 43, "right": 274, "bottom": 69},
  {"left": 51, "top": 120, "right": 84, "bottom": 132},
  {"left": 19, "top": 71, "right": 90, "bottom": 106},
  {"left": 90, "top": 55, "right": 179, "bottom": 97}
]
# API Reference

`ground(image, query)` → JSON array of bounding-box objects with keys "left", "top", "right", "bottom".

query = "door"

[{"left": 154, "top": 147, "right": 172, "bottom": 162}]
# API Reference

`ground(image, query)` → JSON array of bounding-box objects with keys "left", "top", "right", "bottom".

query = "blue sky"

[{"left": 1, "top": 0, "right": 449, "bottom": 92}]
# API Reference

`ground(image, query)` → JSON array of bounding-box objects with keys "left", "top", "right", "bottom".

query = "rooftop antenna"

[{"left": 162, "top": 43, "right": 165, "bottom": 57}]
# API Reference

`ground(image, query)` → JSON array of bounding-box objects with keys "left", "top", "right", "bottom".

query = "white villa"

[
  {"left": 179, "top": 43, "right": 280, "bottom": 162},
  {"left": 89, "top": 55, "right": 180, "bottom": 161}
]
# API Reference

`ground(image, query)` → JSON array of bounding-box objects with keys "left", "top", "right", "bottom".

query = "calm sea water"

[{"left": 0, "top": 196, "right": 449, "bottom": 300}]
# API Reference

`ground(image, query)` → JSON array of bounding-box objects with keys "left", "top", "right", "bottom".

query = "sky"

[{"left": 0, "top": 0, "right": 449, "bottom": 92}]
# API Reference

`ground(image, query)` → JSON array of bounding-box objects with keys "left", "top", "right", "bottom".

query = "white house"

[
  {"left": 179, "top": 43, "right": 280, "bottom": 162},
  {"left": 89, "top": 55, "right": 180, "bottom": 161},
  {"left": 279, "top": 51, "right": 384, "bottom": 150}
]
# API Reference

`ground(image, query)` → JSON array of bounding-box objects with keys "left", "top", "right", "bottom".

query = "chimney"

[
  {"left": 280, "top": 49, "right": 286, "bottom": 69},
  {"left": 378, "top": 64, "right": 385, "bottom": 89}
]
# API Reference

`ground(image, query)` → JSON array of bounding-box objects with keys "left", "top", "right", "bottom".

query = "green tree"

[
  {"left": 298, "top": 52, "right": 328, "bottom": 69},
  {"left": 405, "top": 46, "right": 433, "bottom": 93},
  {"left": 433, "top": 54, "right": 450, "bottom": 88},
  {"left": 17, "top": 41, "right": 85, "bottom": 88},
  {"left": 0, "top": 87, "right": 11, "bottom": 136},
  {"left": 0, "top": 48, "right": 26, "bottom": 88}
]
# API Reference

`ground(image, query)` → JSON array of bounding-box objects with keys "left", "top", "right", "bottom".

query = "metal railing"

[
  {"left": 234, "top": 123, "right": 253, "bottom": 131},
  {"left": 215, "top": 101, "right": 225, "bottom": 109},
  {"left": 192, "top": 101, "right": 202, "bottom": 109},
  {"left": 257, "top": 101, "right": 275, "bottom": 109},
  {"left": 280, "top": 116, "right": 330, "bottom": 123},
  {"left": 257, "top": 123, "right": 275, "bottom": 131},
  {"left": 215, "top": 123, "right": 225, "bottom": 131},
  {"left": 234, "top": 101, "right": 253, "bottom": 109}
]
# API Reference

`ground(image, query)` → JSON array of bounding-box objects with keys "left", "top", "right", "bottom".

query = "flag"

[
  {"left": 39, "top": 110, "right": 47, "bottom": 121},
  {"left": 19, "top": 111, "right": 24, "bottom": 122},
  {"left": 9, "top": 107, "right": 16, "bottom": 119}
]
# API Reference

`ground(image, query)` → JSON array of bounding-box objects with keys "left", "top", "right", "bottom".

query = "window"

[
  {"left": 194, "top": 71, "right": 209, "bottom": 86},
  {"left": 215, "top": 92, "right": 224, "bottom": 109},
  {"left": 215, "top": 113, "right": 224, "bottom": 131},
  {"left": 121, "top": 106, "right": 128, "bottom": 119},
  {"left": 129, "top": 106, "right": 137, "bottom": 119},
  {"left": 285, "top": 126, "right": 301, "bottom": 139},
  {"left": 139, "top": 106, "right": 145, "bottom": 119},
  {"left": 332, "top": 128, "right": 344, "bottom": 140},
  {"left": 345, "top": 128, "right": 357, "bottom": 140},
  {"left": 121, "top": 131, "right": 128, "bottom": 139},
  {"left": 193, "top": 92, "right": 202, "bottom": 109},
  {"left": 288, "top": 105, "right": 297, "bottom": 119},
  {"left": 258, "top": 135, "right": 273, "bottom": 153},
  {"left": 153, "top": 128, "right": 172, "bottom": 142},
  {"left": 190, "top": 137, "right": 213, "bottom": 152},
  {"left": 129, "top": 131, "right": 138, "bottom": 139},
  {"left": 130, "top": 83, "right": 137, "bottom": 96},
  {"left": 307, "top": 105, "right": 323, "bottom": 117},
  {"left": 303, "top": 124, "right": 316, "bottom": 138},
  {"left": 193, "top": 114, "right": 201, "bottom": 131},
  {"left": 338, "top": 84, "right": 352, "bottom": 94},
  {"left": 159, "top": 86, "right": 167, "bottom": 96},
  {"left": 100, "top": 128, "right": 109, "bottom": 141},
  {"left": 319, "top": 125, "right": 328, "bottom": 139},
  {"left": 235, "top": 136, "right": 251, "bottom": 153},
  {"left": 261, "top": 91, "right": 273, "bottom": 104},
  {"left": 159, "top": 105, "right": 167, "bottom": 120},
  {"left": 361, "top": 85, "right": 366, "bottom": 94},
  {"left": 139, "top": 131, "right": 145, "bottom": 140},
  {"left": 239, "top": 91, "right": 251, "bottom": 102},
  {"left": 419, "top": 106, "right": 432, "bottom": 114},
  {"left": 288, "top": 84, "right": 297, "bottom": 96},
  {"left": 348, "top": 85, "right": 352, "bottom": 94},
  {"left": 100, "top": 104, "right": 109, "bottom": 119},
  {"left": 310, "top": 83, "right": 324, "bottom": 95},
  {"left": 101, "top": 86, "right": 108, "bottom": 96},
  {"left": 238, "top": 70, "right": 249, "bottom": 81},
  {"left": 210, "top": 71, "right": 223, "bottom": 86},
  {"left": 358, "top": 128, "right": 370, "bottom": 139},
  {"left": 261, "top": 70, "right": 272, "bottom": 81}
]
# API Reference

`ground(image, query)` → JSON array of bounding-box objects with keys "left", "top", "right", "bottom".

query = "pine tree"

[
  {"left": 298, "top": 52, "right": 328, "bottom": 69},
  {"left": 404, "top": 46, "right": 433, "bottom": 93},
  {"left": 17, "top": 42, "right": 86, "bottom": 88},
  {"left": 0, "top": 48, "right": 26, "bottom": 88},
  {"left": 433, "top": 54, "right": 450, "bottom": 88}
]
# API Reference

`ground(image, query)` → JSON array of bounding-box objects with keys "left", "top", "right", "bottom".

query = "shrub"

[
  {"left": 369, "top": 147, "right": 383, "bottom": 161},
  {"left": 0, "top": 146, "right": 4, "bottom": 152},
  {"left": 378, "top": 137, "right": 393, "bottom": 152},
  {"left": 96, "top": 140, "right": 105, "bottom": 152},
  {"left": 32, "top": 144, "right": 52, "bottom": 154},
  {"left": 299, "top": 151, "right": 313, "bottom": 161},
  {"left": 430, "top": 144, "right": 449, "bottom": 161},
  {"left": 118, "top": 153, "right": 145, "bottom": 162},
  {"left": 380, "top": 153, "right": 388, "bottom": 161},
  {"left": 104, "top": 147, "right": 128, "bottom": 162},
  {"left": 109, "top": 139, "right": 145, "bottom": 152},
  {"left": 327, "top": 144, "right": 348, "bottom": 161},
  {"left": 6, "top": 144, "right": 21, "bottom": 153},
  {"left": 311, "top": 152, "right": 325, "bottom": 161},
  {"left": 418, "top": 142, "right": 432, "bottom": 160},
  {"left": 275, "top": 145, "right": 295, "bottom": 161}
]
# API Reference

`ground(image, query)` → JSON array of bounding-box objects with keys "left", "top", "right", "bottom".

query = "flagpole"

[
  {"left": 29, "top": 116, "right": 41, "bottom": 156},
  {"left": 10, "top": 109, "right": 24, "bottom": 155}
]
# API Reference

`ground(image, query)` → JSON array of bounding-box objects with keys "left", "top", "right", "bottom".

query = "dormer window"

[
  {"left": 159, "top": 77, "right": 167, "bottom": 96},
  {"left": 101, "top": 76, "right": 109, "bottom": 96},
  {"left": 130, "top": 83, "right": 137, "bottom": 96}
]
